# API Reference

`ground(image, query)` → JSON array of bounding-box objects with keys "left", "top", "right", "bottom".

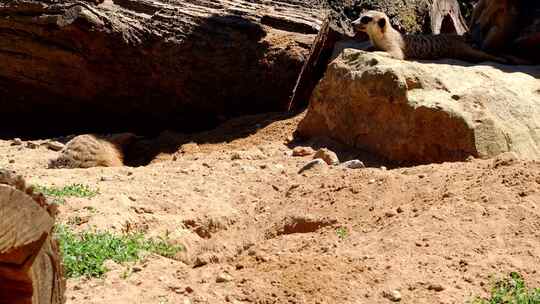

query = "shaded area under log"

[{"left": 0, "top": 0, "right": 323, "bottom": 136}]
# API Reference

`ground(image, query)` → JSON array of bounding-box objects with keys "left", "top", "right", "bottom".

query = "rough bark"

[
  {"left": 0, "top": 170, "right": 65, "bottom": 304},
  {"left": 431, "top": 0, "right": 468, "bottom": 34},
  {"left": 0, "top": 0, "right": 323, "bottom": 135}
]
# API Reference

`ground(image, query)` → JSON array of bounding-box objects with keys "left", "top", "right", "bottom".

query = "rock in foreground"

[{"left": 297, "top": 48, "right": 540, "bottom": 164}]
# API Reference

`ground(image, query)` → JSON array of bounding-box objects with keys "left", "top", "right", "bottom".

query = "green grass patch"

[
  {"left": 336, "top": 227, "right": 348, "bottom": 240},
  {"left": 55, "top": 226, "right": 183, "bottom": 278},
  {"left": 472, "top": 272, "right": 540, "bottom": 304},
  {"left": 35, "top": 183, "right": 99, "bottom": 200}
]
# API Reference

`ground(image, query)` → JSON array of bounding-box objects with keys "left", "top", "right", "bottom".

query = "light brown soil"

[{"left": 2, "top": 112, "right": 539, "bottom": 304}]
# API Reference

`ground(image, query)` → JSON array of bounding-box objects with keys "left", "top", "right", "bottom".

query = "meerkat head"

[{"left": 352, "top": 11, "right": 390, "bottom": 40}]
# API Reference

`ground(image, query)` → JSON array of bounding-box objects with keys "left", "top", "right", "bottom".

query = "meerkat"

[
  {"left": 48, "top": 133, "right": 138, "bottom": 169},
  {"left": 351, "top": 10, "right": 508, "bottom": 63}
]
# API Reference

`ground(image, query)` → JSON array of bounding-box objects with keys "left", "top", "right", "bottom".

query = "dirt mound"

[{"left": 1, "top": 112, "right": 539, "bottom": 303}]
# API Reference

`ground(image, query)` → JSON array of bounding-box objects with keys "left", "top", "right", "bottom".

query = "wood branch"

[
  {"left": 288, "top": 17, "right": 341, "bottom": 111},
  {"left": 0, "top": 170, "right": 65, "bottom": 304},
  {"left": 0, "top": 0, "right": 323, "bottom": 135}
]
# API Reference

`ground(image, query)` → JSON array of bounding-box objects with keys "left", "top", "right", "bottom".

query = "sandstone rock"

[
  {"left": 297, "top": 49, "right": 540, "bottom": 164},
  {"left": 11, "top": 138, "right": 22, "bottom": 146},
  {"left": 298, "top": 159, "right": 327, "bottom": 174},
  {"left": 341, "top": 159, "right": 365, "bottom": 169},
  {"left": 382, "top": 289, "right": 402, "bottom": 302},
  {"left": 314, "top": 148, "right": 340, "bottom": 165},
  {"left": 216, "top": 272, "right": 233, "bottom": 283},
  {"left": 292, "top": 146, "right": 315, "bottom": 156},
  {"left": 44, "top": 141, "right": 65, "bottom": 151},
  {"left": 26, "top": 142, "right": 38, "bottom": 149},
  {"left": 427, "top": 283, "right": 445, "bottom": 292}
]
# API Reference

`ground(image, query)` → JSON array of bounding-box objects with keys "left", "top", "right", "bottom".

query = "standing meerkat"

[{"left": 351, "top": 10, "right": 508, "bottom": 63}]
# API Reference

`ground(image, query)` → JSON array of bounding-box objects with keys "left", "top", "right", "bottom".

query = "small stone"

[
  {"left": 26, "top": 142, "right": 38, "bottom": 149},
  {"left": 216, "top": 272, "right": 233, "bottom": 283},
  {"left": 11, "top": 138, "right": 22, "bottom": 146},
  {"left": 428, "top": 283, "right": 445, "bottom": 292},
  {"left": 292, "top": 146, "right": 315, "bottom": 156},
  {"left": 185, "top": 286, "right": 194, "bottom": 293},
  {"left": 128, "top": 196, "right": 137, "bottom": 202},
  {"left": 45, "top": 141, "right": 65, "bottom": 151},
  {"left": 396, "top": 207, "right": 404, "bottom": 213},
  {"left": 179, "top": 142, "right": 200, "bottom": 154},
  {"left": 100, "top": 176, "right": 112, "bottom": 182},
  {"left": 274, "top": 164, "right": 285, "bottom": 172},
  {"left": 368, "top": 179, "right": 376, "bottom": 184},
  {"left": 231, "top": 152, "right": 242, "bottom": 160},
  {"left": 8, "top": 159, "right": 14, "bottom": 164},
  {"left": 385, "top": 210, "right": 397, "bottom": 218},
  {"left": 380, "top": 166, "right": 387, "bottom": 171},
  {"left": 132, "top": 266, "right": 142, "bottom": 273},
  {"left": 492, "top": 152, "right": 519, "bottom": 168},
  {"left": 103, "top": 259, "right": 119, "bottom": 271},
  {"left": 382, "top": 290, "right": 402, "bottom": 302},
  {"left": 298, "top": 159, "right": 327, "bottom": 174},
  {"left": 314, "top": 148, "right": 339, "bottom": 165},
  {"left": 341, "top": 159, "right": 365, "bottom": 169}
]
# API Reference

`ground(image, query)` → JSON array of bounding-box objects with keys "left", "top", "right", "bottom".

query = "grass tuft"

[
  {"left": 55, "top": 225, "right": 183, "bottom": 278},
  {"left": 472, "top": 272, "right": 540, "bottom": 304},
  {"left": 336, "top": 227, "right": 348, "bottom": 240},
  {"left": 35, "top": 183, "right": 99, "bottom": 199}
]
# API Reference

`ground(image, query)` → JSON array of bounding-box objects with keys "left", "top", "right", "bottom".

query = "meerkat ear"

[{"left": 377, "top": 18, "right": 386, "bottom": 29}]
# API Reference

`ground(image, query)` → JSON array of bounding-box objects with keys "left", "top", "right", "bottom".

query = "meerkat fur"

[
  {"left": 48, "top": 133, "right": 138, "bottom": 169},
  {"left": 352, "top": 10, "right": 508, "bottom": 64}
]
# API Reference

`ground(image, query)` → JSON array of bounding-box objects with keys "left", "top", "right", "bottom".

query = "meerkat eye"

[
  {"left": 377, "top": 18, "right": 386, "bottom": 28},
  {"left": 360, "top": 16, "right": 373, "bottom": 24}
]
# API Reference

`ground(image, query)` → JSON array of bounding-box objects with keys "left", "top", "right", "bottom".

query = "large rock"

[{"left": 297, "top": 47, "right": 540, "bottom": 164}]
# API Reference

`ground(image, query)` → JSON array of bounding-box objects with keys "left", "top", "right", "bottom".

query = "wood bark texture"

[
  {"left": 0, "top": 170, "right": 65, "bottom": 304},
  {"left": 430, "top": 0, "right": 468, "bottom": 34},
  {"left": 0, "top": 0, "right": 323, "bottom": 135}
]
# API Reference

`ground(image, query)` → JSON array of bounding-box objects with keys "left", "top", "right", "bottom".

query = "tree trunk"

[
  {"left": 430, "top": 0, "right": 468, "bottom": 34},
  {"left": 0, "top": 170, "right": 65, "bottom": 304},
  {"left": 0, "top": 0, "right": 323, "bottom": 136}
]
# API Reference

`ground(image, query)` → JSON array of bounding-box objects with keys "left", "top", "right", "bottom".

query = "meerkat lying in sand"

[
  {"left": 351, "top": 10, "right": 508, "bottom": 63},
  {"left": 49, "top": 133, "right": 138, "bottom": 169}
]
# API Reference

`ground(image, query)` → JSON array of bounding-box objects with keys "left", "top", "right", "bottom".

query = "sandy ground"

[{"left": 2, "top": 112, "right": 539, "bottom": 304}]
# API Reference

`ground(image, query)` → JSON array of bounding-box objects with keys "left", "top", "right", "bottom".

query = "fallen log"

[
  {"left": 0, "top": 170, "right": 65, "bottom": 304},
  {"left": 0, "top": 0, "right": 323, "bottom": 135}
]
